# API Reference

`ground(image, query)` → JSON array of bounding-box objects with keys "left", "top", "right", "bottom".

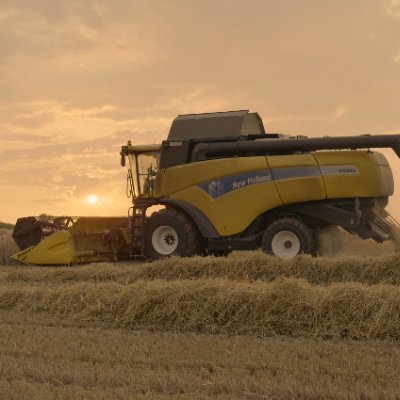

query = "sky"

[{"left": 1, "top": 0, "right": 400, "bottom": 223}]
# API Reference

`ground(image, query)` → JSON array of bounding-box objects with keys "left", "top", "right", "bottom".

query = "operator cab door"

[{"left": 127, "top": 151, "right": 160, "bottom": 199}]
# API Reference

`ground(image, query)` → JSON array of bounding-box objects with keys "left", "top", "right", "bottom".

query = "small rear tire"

[
  {"left": 145, "top": 208, "right": 203, "bottom": 260},
  {"left": 262, "top": 217, "right": 313, "bottom": 259}
]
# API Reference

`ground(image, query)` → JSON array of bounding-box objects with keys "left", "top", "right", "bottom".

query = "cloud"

[
  {"left": 0, "top": 132, "right": 50, "bottom": 142},
  {"left": 0, "top": 128, "right": 146, "bottom": 219},
  {"left": 332, "top": 107, "right": 348, "bottom": 119},
  {"left": 0, "top": 128, "right": 161, "bottom": 216},
  {"left": 385, "top": 0, "right": 400, "bottom": 17},
  {"left": 0, "top": 129, "right": 158, "bottom": 165},
  {"left": 0, "top": 8, "right": 18, "bottom": 21},
  {"left": 0, "top": 1, "right": 162, "bottom": 64}
]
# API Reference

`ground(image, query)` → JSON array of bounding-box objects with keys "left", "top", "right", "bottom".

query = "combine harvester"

[{"left": 11, "top": 110, "right": 400, "bottom": 264}]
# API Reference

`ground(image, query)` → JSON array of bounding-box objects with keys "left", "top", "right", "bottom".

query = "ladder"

[{"left": 128, "top": 205, "right": 147, "bottom": 258}]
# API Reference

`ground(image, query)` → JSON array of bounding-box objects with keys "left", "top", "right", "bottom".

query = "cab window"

[{"left": 137, "top": 152, "right": 160, "bottom": 195}]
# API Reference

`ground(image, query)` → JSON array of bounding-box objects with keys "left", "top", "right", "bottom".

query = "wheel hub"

[
  {"left": 164, "top": 233, "right": 176, "bottom": 246},
  {"left": 283, "top": 239, "right": 293, "bottom": 249},
  {"left": 152, "top": 225, "right": 179, "bottom": 255},
  {"left": 271, "top": 230, "right": 301, "bottom": 259}
]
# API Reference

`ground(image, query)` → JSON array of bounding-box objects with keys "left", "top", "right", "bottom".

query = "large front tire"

[
  {"left": 262, "top": 218, "right": 313, "bottom": 259},
  {"left": 145, "top": 208, "right": 203, "bottom": 260}
]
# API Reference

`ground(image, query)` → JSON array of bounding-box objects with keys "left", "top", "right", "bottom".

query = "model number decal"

[{"left": 320, "top": 165, "right": 359, "bottom": 176}]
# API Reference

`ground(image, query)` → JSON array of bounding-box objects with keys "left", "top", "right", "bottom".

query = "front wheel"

[
  {"left": 262, "top": 218, "right": 313, "bottom": 259},
  {"left": 145, "top": 208, "right": 203, "bottom": 260}
]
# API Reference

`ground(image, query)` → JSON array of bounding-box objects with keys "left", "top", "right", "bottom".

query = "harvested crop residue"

[{"left": 1, "top": 252, "right": 400, "bottom": 398}]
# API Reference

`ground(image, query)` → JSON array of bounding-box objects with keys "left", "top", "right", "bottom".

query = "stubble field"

[{"left": 0, "top": 230, "right": 400, "bottom": 399}]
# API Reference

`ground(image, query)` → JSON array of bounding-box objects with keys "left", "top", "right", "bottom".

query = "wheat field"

[{"left": 1, "top": 230, "right": 400, "bottom": 399}]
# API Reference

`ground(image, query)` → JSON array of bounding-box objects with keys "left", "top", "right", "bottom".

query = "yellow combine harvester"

[{"left": 11, "top": 110, "right": 400, "bottom": 264}]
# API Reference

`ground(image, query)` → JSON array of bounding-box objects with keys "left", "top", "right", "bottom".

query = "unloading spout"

[{"left": 192, "top": 134, "right": 400, "bottom": 161}]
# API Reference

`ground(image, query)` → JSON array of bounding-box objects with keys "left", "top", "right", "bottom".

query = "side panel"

[
  {"left": 267, "top": 154, "right": 326, "bottom": 204},
  {"left": 159, "top": 157, "right": 283, "bottom": 236},
  {"left": 314, "top": 151, "right": 394, "bottom": 199}
]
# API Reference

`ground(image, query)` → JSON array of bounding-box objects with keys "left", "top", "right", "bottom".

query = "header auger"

[{"left": 12, "top": 110, "right": 400, "bottom": 264}]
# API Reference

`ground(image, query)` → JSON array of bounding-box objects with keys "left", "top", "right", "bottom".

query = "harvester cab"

[
  {"left": 120, "top": 143, "right": 161, "bottom": 199},
  {"left": 11, "top": 110, "right": 400, "bottom": 264}
]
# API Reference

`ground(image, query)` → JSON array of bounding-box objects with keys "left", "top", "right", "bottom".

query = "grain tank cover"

[{"left": 167, "top": 110, "right": 266, "bottom": 141}]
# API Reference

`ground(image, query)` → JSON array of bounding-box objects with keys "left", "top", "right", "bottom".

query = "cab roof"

[{"left": 167, "top": 110, "right": 266, "bottom": 141}]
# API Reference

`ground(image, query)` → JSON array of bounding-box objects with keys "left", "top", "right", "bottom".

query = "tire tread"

[
  {"left": 262, "top": 217, "right": 313, "bottom": 257},
  {"left": 145, "top": 207, "right": 203, "bottom": 259}
]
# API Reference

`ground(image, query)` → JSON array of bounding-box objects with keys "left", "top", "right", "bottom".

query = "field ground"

[
  {"left": 1, "top": 229, "right": 400, "bottom": 398},
  {"left": 1, "top": 256, "right": 400, "bottom": 399},
  {"left": 1, "top": 310, "right": 400, "bottom": 400}
]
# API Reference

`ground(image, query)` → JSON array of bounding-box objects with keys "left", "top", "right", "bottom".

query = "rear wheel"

[
  {"left": 145, "top": 208, "right": 203, "bottom": 260},
  {"left": 262, "top": 218, "right": 313, "bottom": 259}
]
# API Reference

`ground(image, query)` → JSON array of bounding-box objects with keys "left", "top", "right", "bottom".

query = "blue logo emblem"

[{"left": 207, "top": 181, "right": 225, "bottom": 198}]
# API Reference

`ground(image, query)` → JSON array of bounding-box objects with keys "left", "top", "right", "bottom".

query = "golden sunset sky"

[{"left": 1, "top": 0, "right": 400, "bottom": 223}]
